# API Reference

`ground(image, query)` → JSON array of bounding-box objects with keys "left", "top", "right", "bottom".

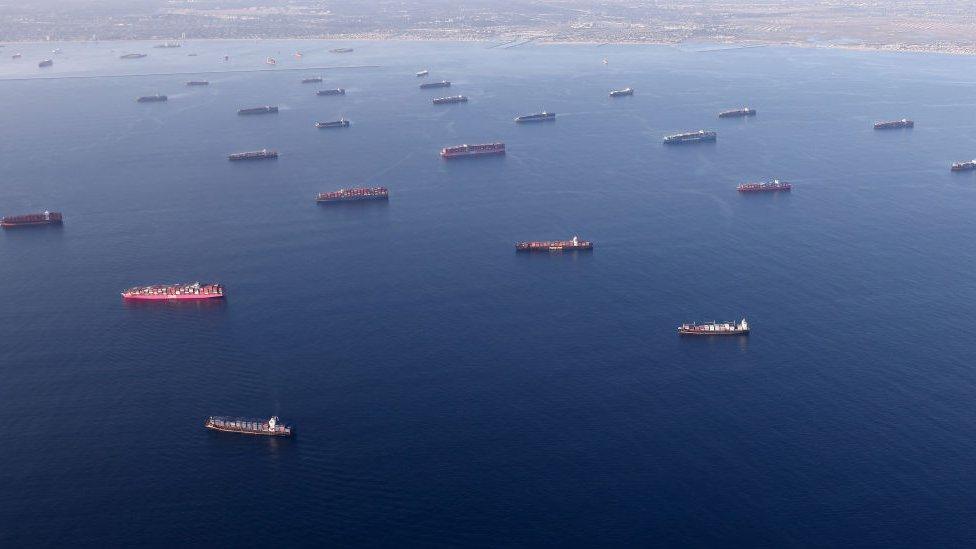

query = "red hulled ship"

[
  {"left": 1, "top": 210, "right": 63, "bottom": 228},
  {"left": 515, "top": 235, "right": 593, "bottom": 252},
  {"left": 205, "top": 416, "right": 292, "bottom": 437},
  {"left": 316, "top": 187, "right": 389, "bottom": 203},
  {"left": 737, "top": 180, "right": 791, "bottom": 193},
  {"left": 678, "top": 319, "right": 750, "bottom": 336},
  {"left": 440, "top": 143, "right": 505, "bottom": 158},
  {"left": 121, "top": 282, "right": 224, "bottom": 301}
]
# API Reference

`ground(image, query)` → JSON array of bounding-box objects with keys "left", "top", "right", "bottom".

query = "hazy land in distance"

[{"left": 1, "top": 0, "right": 975, "bottom": 56}]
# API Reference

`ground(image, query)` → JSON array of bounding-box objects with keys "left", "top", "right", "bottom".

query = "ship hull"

[
  {"left": 441, "top": 150, "right": 505, "bottom": 159},
  {"left": 205, "top": 424, "right": 291, "bottom": 437},
  {"left": 1, "top": 220, "right": 62, "bottom": 228},
  {"left": 317, "top": 197, "right": 388, "bottom": 203},
  {"left": 678, "top": 329, "right": 749, "bottom": 336},
  {"left": 516, "top": 246, "right": 592, "bottom": 252}
]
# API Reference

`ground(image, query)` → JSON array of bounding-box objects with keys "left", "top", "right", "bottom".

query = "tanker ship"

[
  {"left": 515, "top": 235, "right": 592, "bottom": 252},
  {"left": 420, "top": 81, "right": 451, "bottom": 89},
  {"left": 951, "top": 160, "right": 976, "bottom": 172},
  {"left": 433, "top": 95, "right": 468, "bottom": 105},
  {"left": 301, "top": 77, "right": 323, "bottom": 83},
  {"left": 238, "top": 105, "right": 278, "bottom": 115},
  {"left": 515, "top": 111, "right": 556, "bottom": 123},
  {"left": 228, "top": 149, "right": 278, "bottom": 161},
  {"left": 738, "top": 180, "right": 791, "bottom": 193},
  {"left": 874, "top": 119, "right": 914, "bottom": 130},
  {"left": 719, "top": 107, "right": 756, "bottom": 118},
  {"left": 137, "top": 94, "right": 167, "bottom": 103},
  {"left": 315, "top": 118, "right": 350, "bottom": 128},
  {"left": 317, "top": 88, "right": 346, "bottom": 96},
  {"left": 609, "top": 88, "right": 634, "bottom": 97},
  {"left": 1, "top": 210, "right": 63, "bottom": 228},
  {"left": 678, "top": 319, "right": 750, "bottom": 336},
  {"left": 121, "top": 282, "right": 224, "bottom": 301},
  {"left": 316, "top": 186, "right": 389, "bottom": 203},
  {"left": 205, "top": 416, "right": 292, "bottom": 437},
  {"left": 663, "top": 130, "right": 717, "bottom": 144},
  {"left": 441, "top": 143, "right": 505, "bottom": 159}
]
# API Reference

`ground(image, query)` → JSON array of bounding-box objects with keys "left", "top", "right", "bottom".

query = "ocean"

[{"left": 3, "top": 40, "right": 976, "bottom": 546}]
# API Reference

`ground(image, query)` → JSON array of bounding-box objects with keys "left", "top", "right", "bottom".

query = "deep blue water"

[{"left": 3, "top": 40, "right": 976, "bottom": 546}]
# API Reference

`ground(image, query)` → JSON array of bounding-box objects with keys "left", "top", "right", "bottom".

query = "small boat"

[
  {"left": 416, "top": 69, "right": 429, "bottom": 77},
  {"left": 266, "top": 57, "right": 277, "bottom": 65}
]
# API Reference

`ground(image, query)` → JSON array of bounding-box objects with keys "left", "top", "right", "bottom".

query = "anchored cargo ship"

[
  {"left": 433, "top": 95, "right": 468, "bottom": 105},
  {"left": 120, "top": 53, "right": 147, "bottom": 59},
  {"left": 38, "top": 59, "right": 53, "bottom": 67},
  {"left": 154, "top": 43, "right": 181, "bottom": 48},
  {"left": 186, "top": 80, "right": 209, "bottom": 86},
  {"left": 205, "top": 416, "right": 292, "bottom": 437},
  {"left": 330, "top": 48, "right": 354, "bottom": 53},
  {"left": 719, "top": 107, "right": 756, "bottom": 118},
  {"left": 738, "top": 180, "right": 792, "bottom": 193},
  {"left": 137, "top": 94, "right": 167, "bottom": 103},
  {"left": 951, "top": 160, "right": 976, "bottom": 172},
  {"left": 874, "top": 119, "right": 914, "bottom": 129},
  {"left": 420, "top": 81, "right": 451, "bottom": 89},
  {"left": 416, "top": 70, "right": 429, "bottom": 77},
  {"left": 316, "top": 187, "right": 388, "bottom": 203},
  {"left": 441, "top": 143, "right": 506, "bottom": 159},
  {"left": 238, "top": 105, "right": 278, "bottom": 115},
  {"left": 228, "top": 149, "right": 278, "bottom": 161},
  {"left": 664, "top": 130, "right": 717, "bottom": 144},
  {"left": 121, "top": 282, "right": 224, "bottom": 301},
  {"left": 515, "top": 111, "right": 556, "bottom": 123},
  {"left": 678, "top": 319, "right": 750, "bottom": 336},
  {"left": 1, "top": 210, "right": 62, "bottom": 228},
  {"left": 302, "top": 77, "right": 323, "bottom": 84},
  {"left": 317, "top": 88, "right": 345, "bottom": 96},
  {"left": 609, "top": 87, "right": 634, "bottom": 97},
  {"left": 516, "top": 235, "right": 592, "bottom": 252},
  {"left": 315, "top": 118, "right": 350, "bottom": 128}
]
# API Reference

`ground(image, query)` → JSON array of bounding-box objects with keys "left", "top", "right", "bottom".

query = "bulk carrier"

[
  {"left": 316, "top": 187, "right": 389, "bottom": 203},
  {"left": 738, "top": 180, "right": 791, "bottom": 193},
  {"left": 516, "top": 235, "right": 592, "bottom": 252},
  {"left": 663, "top": 130, "right": 717, "bottom": 144},
  {"left": 1, "top": 211, "right": 62, "bottom": 228},
  {"left": 441, "top": 143, "right": 505, "bottom": 159},
  {"left": 433, "top": 95, "right": 468, "bottom": 105},
  {"left": 205, "top": 416, "right": 292, "bottom": 437},
  {"left": 238, "top": 105, "right": 278, "bottom": 115},
  {"left": 515, "top": 111, "right": 556, "bottom": 123},
  {"left": 719, "top": 108, "right": 756, "bottom": 118},
  {"left": 228, "top": 149, "right": 278, "bottom": 161},
  {"left": 420, "top": 81, "right": 451, "bottom": 89},
  {"left": 678, "top": 319, "right": 749, "bottom": 336},
  {"left": 610, "top": 88, "right": 634, "bottom": 97},
  {"left": 121, "top": 282, "right": 224, "bottom": 301},
  {"left": 951, "top": 160, "right": 976, "bottom": 172},
  {"left": 874, "top": 119, "right": 913, "bottom": 129}
]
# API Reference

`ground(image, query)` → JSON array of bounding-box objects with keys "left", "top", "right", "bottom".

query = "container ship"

[
  {"left": 951, "top": 160, "right": 976, "bottom": 172},
  {"left": 186, "top": 80, "right": 209, "bottom": 86},
  {"left": 315, "top": 118, "right": 350, "bottom": 128},
  {"left": 238, "top": 105, "right": 278, "bottom": 115},
  {"left": 416, "top": 70, "right": 429, "bottom": 77},
  {"left": 609, "top": 88, "right": 634, "bottom": 97},
  {"left": 38, "top": 59, "right": 53, "bottom": 67},
  {"left": 663, "top": 130, "right": 717, "bottom": 144},
  {"left": 515, "top": 111, "right": 556, "bottom": 123},
  {"left": 433, "top": 95, "right": 468, "bottom": 105},
  {"left": 317, "top": 88, "right": 346, "bottom": 96},
  {"left": 1, "top": 210, "right": 63, "bottom": 228},
  {"left": 121, "top": 282, "right": 224, "bottom": 301},
  {"left": 120, "top": 53, "right": 147, "bottom": 59},
  {"left": 330, "top": 48, "right": 354, "bottom": 53},
  {"left": 420, "top": 81, "right": 451, "bottom": 89},
  {"left": 737, "top": 180, "right": 791, "bottom": 193},
  {"left": 137, "top": 94, "right": 167, "bottom": 103},
  {"left": 302, "top": 77, "right": 323, "bottom": 83},
  {"left": 441, "top": 143, "right": 505, "bottom": 159},
  {"left": 516, "top": 235, "right": 592, "bottom": 253},
  {"left": 874, "top": 119, "right": 914, "bottom": 130},
  {"left": 719, "top": 108, "right": 756, "bottom": 118},
  {"left": 316, "top": 186, "right": 389, "bottom": 203},
  {"left": 678, "top": 319, "right": 750, "bottom": 336},
  {"left": 228, "top": 149, "right": 278, "bottom": 161},
  {"left": 205, "top": 416, "right": 292, "bottom": 437}
]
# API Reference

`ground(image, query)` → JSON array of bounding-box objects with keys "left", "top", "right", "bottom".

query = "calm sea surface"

[{"left": 3, "top": 40, "right": 976, "bottom": 546}]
